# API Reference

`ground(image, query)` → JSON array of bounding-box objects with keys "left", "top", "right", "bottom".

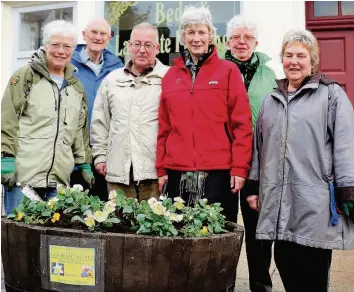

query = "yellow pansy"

[
  {"left": 51, "top": 213, "right": 60, "bottom": 223},
  {"left": 47, "top": 197, "right": 59, "bottom": 209},
  {"left": 85, "top": 217, "right": 95, "bottom": 227},
  {"left": 17, "top": 212, "right": 23, "bottom": 221},
  {"left": 201, "top": 226, "right": 208, "bottom": 235},
  {"left": 58, "top": 188, "right": 66, "bottom": 195}
]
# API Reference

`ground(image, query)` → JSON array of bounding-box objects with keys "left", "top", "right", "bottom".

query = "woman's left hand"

[{"left": 230, "top": 176, "right": 245, "bottom": 193}]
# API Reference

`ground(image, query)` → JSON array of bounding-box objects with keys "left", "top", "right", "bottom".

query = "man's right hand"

[
  {"left": 158, "top": 175, "right": 168, "bottom": 192},
  {"left": 247, "top": 195, "right": 260, "bottom": 212},
  {"left": 95, "top": 162, "right": 107, "bottom": 176},
  {"left": 1, "top": 157, "right": 16, "bottom": 190}
]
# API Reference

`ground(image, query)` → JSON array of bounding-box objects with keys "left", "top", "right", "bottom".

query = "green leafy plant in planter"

[{"left": 7, "top": 185, "right": 227, "bottom": 237}]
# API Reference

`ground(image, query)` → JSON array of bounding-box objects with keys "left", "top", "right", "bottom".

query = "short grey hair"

[
  {"left": 42, "top": 20, "right": 78, "bottom": 46},
  {"left": 280, "top": 29, "right": 319, "bottom": 68},
  {"left": 130, "top": 22, "right": 159, "bottom": 43},
  {"left": 179, "top": 5, "right": 216, "bottom": 46},
  {"left": 226, "top": 15, "right": 258, "bottom": 40}
]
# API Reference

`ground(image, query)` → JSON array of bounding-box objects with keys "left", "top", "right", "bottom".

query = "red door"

[
  {"left": 314, "top": 30, "right": 354, "bottom": 104},
  {"left": 306, "top": 1, "right": 354, "bottom": 104}
]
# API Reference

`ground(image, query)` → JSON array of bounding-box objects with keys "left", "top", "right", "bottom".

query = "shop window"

[
  {"left": 19, "top": 7, "right": 73, "bottom": 51},
  {"left": 104, "top": 1, "right": 240, "bottom": 65},
  {"left": 14, "top": 2, "right": 76, "bottom": 60}
]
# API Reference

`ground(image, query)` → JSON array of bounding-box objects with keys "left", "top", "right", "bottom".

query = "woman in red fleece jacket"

[{"left": 156, "top": 5, "right": 253, "bottom": 222}]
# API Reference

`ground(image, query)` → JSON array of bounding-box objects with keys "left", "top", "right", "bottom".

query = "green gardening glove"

[
  {"left": 77, "top": 164, "right": 95, "bottom": 189},
  {"left": 342, "top": 201, "right": 354, "bottom": 223},
  {"left": 1, "top": 157, "right": 16, "bottom": 190}
]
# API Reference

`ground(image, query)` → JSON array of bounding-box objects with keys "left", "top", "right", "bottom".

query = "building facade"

[{"left": 1, "top": 1, "right": 353, "bottom": 102}]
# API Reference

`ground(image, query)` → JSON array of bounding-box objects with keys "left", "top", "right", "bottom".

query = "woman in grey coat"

[{"left": 247, "top": 29, "right": 354, "bottom": 292}]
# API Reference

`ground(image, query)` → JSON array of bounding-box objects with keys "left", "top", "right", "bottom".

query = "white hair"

[
  {"left": 85, "top": 18, "right": 112, "bottom": 35},
  {"left": 226, "top": 15, "right": 258, "bottom": 40},
  {"left": 281, "top": 29, "right": 319, "bottom": 67},
  {"left": 179, "top": 5, "right": 216, "bottom": 46},
  {"left": 42, "top": 20, "right": 78, "bottom": 46},
  {"left": 130, "top": 22, "right": 159, "bottom": 43}
]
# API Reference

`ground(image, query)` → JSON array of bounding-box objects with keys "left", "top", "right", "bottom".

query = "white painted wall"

[
  {"left": 1, "top": 2, "right": 15, "bottom": 96},
  {"left": 243, "top": 1, "right": 306, "bottom": 78}
]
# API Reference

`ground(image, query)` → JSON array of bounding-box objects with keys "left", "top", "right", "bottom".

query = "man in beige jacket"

[{"left": 90, "top": 23, "right": 169, "bottom": 201}]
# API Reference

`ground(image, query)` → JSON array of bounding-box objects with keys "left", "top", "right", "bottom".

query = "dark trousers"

[
  {"left": 240, "top": 181, "right": 273, "bottom": 292},
  {"left": 167, "top": 169, "right": 238, "bottom": 223},
  {"left": 70, "top": 164, "right": 108, "bottom": 201},
  {"left": 274, "top": 241, "right": 332, "bottom": 292}
]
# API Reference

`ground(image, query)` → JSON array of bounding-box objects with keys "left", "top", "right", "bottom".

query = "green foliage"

[{"left": 7, "top": 185, "right": 227, "bottom": 237}]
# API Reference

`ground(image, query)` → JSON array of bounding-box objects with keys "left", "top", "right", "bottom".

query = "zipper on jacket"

[
  {"left": 275, "top": 103, "right": 289, "bottom": 239},
  {"left": 190, "top": 78, "right": 197, "bottom": 168},
  {"left": 46, "top": 86, "right": 62, "bottom": 187},
  {"left": 190, "top": 81, "right": 194, "bottom": 94}
]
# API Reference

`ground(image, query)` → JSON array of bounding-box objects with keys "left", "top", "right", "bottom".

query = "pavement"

[
  {"left": 1, "top": 214, "right": 354, "bottom": 291},
  {"left": 235, "top": 214, "right": 354, "bottom": 292}
]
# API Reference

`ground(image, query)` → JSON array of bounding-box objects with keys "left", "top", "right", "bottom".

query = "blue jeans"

[{"left": 3, "top": 186, "right": 57, "bottom": 215}]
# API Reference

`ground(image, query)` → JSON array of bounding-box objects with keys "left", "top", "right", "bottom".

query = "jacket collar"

[
  {"left": 273, "top": 73, "right": 338, "bottom": 100},
  {"left": 117, "top": 59, "right": 167, "bottom": 82},
  {"left": 173, "top": 44, "right": 219, "bottom": 68},
  {"left": 72, "top": 44, "right": 123, "bottom": 68},
  {"left": 30, "top": 47, "right": 79, "bottom": 86}
]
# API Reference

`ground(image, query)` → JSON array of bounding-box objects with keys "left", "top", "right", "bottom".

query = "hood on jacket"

[
  {"left": 30, "top": 47, "right": 80, "bottom": 86},
  {"left": 71, "top": 44, "right": 123, "bottom": 68}
]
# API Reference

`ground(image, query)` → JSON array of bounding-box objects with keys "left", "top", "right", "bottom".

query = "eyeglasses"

[
  {"left": 130, "top": 42, "right": 156, "bottom": 51},
  {"left": 89, "top": 30, "right": 109, "bottom": 38},
  {"left": 49, "top": 43, "right": 73, "bottom": 52},
  {"left": 230, "top": 35, "right": 255, "bottom": 43}
]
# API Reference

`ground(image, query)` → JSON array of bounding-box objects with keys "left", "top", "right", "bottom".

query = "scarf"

[
  {"left": 225, "top": 50, "right": 259, "bottom": 90},
  {"left": 181, "top": 44, "right": 214, "bottom": 82}
]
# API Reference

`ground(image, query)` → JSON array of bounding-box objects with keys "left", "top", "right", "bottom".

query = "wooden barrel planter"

[{"left": 1, "top": 218, "right": 244, "bottom": 292}]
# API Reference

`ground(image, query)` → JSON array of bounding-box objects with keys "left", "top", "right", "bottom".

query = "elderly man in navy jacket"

[{"left": 71, "top": 18, "right": 123, "bottom": 200}]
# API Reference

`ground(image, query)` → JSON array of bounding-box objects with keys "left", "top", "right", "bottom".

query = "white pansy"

[
  {"left": 151, "top": 203, "right": 167, "bottom": 216},
  {"left": 148, "top": 197, "right": 158, "bottom": 205},
  {"left": 169, "top": 213, "right": 183, "bottom": 222},
  {"left": 108, "top": 190, "right": 117, "bottom": 200},
  {"left": 202, "top": 198, "right": 208, "bottom": 203},
  {"left": 72, "top": 184, "right": 84, "bottom": 192},
  {"left": 104, "top": 201, "right": 116, "bottom": 213},
  {"left": 159, "top": 195, "right": 167, "bottom": 201},
  {"left": 174, "top": 197, "right": 185, "bottom": 203},
  {"left": 93, "top": 210, "right": 109, "bottom": 222}
]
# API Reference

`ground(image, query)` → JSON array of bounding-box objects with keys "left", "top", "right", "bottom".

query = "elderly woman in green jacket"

[
  {"left": 1, "top": 20, "right": 93, "bottom": 214},
  {"left": 225, "top": 15, "right": 277, "bottom": 292}
]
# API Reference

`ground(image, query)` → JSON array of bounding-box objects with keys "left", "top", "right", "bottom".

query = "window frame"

[
  {"left": 306, "top": 1, "right": 354, "bottom": 30},
  {"left": 13, "top": 2, "right": 77, "bottom": 60}
]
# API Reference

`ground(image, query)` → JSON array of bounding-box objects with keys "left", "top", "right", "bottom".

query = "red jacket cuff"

[
  {"left": 230, "top": 167, "right": 249, "bottom": 179},
  {"left": 156, "top": 168, "right": 167, "bottom": 177}
]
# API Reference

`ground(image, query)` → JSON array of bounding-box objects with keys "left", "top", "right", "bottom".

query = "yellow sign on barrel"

[{"left": 49, "top": 245, "right": 96, "bottom": 286}]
